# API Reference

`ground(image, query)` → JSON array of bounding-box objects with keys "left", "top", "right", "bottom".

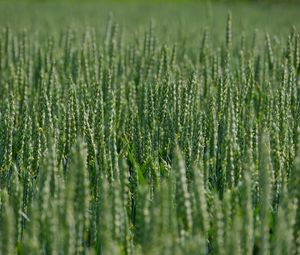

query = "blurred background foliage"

[
  {"left": 0, "top": 0, "right": 299, "bottom": 38},
  {"left": 0, "top": 0, "right": 299, "bottom": 3}
]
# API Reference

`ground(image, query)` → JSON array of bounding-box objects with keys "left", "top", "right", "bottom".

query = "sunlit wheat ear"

[{"left": 174, "top": 147, "right": 193, "bottom": 233}]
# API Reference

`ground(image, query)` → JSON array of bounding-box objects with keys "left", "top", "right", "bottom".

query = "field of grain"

[{"left": 0, "top": 2, "right": 300, "bottom": 254}]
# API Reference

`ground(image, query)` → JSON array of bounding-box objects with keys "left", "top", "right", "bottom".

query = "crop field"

[{"left": 0, "top": 1, "right": 300, "bottom": 254}]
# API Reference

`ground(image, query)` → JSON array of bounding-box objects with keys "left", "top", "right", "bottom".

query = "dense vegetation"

[{"left": 0, "top": 2, "right": 300, "bottom": 254}]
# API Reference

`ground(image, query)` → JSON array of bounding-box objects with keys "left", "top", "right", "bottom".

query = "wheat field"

[{"left": 0, "top": 2, "right": 300, "bottom": 254}]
